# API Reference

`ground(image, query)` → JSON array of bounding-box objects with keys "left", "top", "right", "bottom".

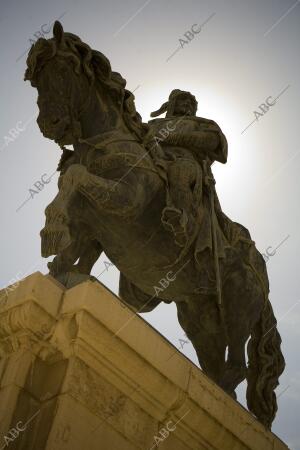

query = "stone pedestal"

[{"left": 0, "top": 272, "right": 289, "bottom": 450}]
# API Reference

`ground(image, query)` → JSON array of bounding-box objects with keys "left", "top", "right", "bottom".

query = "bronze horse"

[{"left": 24, "top": 21, "right": 285, "bottom": 428}]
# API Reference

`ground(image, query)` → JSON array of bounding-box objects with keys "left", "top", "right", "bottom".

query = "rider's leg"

[{"left": 162, "top": 161, "right": 198, "bottom": 247}]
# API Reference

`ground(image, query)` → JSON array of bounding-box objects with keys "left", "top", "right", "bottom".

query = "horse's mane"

[{"left": 24, "top": 25, "right": 146, "bottom": 141}]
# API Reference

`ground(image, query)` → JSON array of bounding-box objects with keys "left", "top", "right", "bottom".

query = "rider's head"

[{"left": 150, "top": 89, "right": 198, "bottom": 118}]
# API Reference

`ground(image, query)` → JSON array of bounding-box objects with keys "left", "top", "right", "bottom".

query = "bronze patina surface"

[{"left": 25, "top": 21, "right": 285, "bottom": 429}]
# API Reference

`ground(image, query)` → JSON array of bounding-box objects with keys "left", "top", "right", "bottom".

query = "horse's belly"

[{"left": 98, "top": 224, "right": 198, "bottom": 300}]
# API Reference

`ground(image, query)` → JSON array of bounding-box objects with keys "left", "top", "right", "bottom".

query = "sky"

[{"left": 0, "top": 0, "right": 299, "bottom": 447}]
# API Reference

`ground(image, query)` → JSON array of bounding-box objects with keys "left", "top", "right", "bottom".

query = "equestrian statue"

[{"left": 24, "top": 21, "right": 285, "bottom": 428}]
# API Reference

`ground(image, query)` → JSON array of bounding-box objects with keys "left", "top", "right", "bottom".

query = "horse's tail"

[{"left": 246, "top": 297, "right": 285, "bottom": 428}]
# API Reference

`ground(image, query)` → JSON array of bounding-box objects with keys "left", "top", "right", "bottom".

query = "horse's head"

[
  {"left": 24, "top": 21, "right": 138, "bottom": 147},
  {"left": 25, "top": 22, "right": 86, "bottom": 145}
]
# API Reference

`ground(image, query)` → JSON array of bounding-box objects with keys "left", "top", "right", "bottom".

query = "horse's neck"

[{"left": 79, "top": 85, "right": 129, "bottom": 139}]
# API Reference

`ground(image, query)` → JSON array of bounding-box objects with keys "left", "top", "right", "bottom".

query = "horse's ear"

[{"left": 53, "top": 21, "right": 64, "bottom": 44}]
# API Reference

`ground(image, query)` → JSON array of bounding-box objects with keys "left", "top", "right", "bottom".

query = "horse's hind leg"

[
  {"left": 219, "top": 335, "right": 248, "bottom": 399},
  {"left": 176, "top": 296, "right": 227, "bottom": 385},
  {"left": 219, "top": 267, "right": 263, "bottom": 397}
]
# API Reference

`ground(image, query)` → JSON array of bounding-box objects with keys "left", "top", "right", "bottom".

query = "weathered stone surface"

[{"left": 0, "top": 273, "right": 289, "bottom": 449}]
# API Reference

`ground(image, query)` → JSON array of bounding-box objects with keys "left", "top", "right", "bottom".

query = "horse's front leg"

[
  {"left": 42, "top": 163, "right": 157, "bottom": 261},
  {"left": 41, "top": 164, "right": 102, "bottom": 264},
  {"left": 48, "top": 238, "right": 102, "bottom": 277},
  {"left": 48, "top": 239, "right": 81, "bottom": 276},
  {"left": 66, "top": 164, "right": 154, "bottom": 218}
]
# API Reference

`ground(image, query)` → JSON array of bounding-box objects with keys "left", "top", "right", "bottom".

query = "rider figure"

[{"left": 147, "top": 89, "right": 228, "bottom": 248}]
